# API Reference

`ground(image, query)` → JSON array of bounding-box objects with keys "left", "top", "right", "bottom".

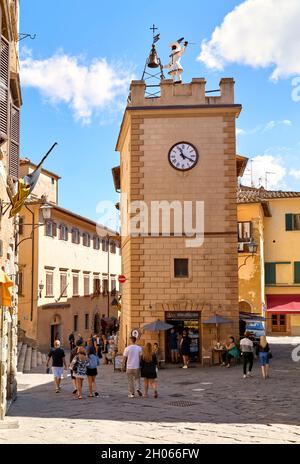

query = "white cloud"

[
  {"left": 236, "top": 128, "right": 246, "bottom": 136},
  {"left": 242, "top": 155, "right": 287, "bottom": 189},
  {"left": 237, "top": 120, "right": 292, "bottom": 136},
  {"left": 20, "top": 50, "right": 134, "bottom": 124},
  {"left": 198, "top": 0, "right": 300, "bottom": 80},
  {"left": 290, "top": 169, "right": 300, "bottom": 179}
]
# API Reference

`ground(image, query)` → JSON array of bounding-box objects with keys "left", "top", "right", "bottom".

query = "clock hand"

[{"left": 182, "top": 155, "right": 195, "bottom": 163}]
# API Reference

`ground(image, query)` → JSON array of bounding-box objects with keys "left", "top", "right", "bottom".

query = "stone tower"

[{"left": 115, "top": 78, "right": 242, "bottom": 362}]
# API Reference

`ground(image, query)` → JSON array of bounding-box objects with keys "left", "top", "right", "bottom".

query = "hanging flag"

[
  {"left": 8, "top": 142, "right": 58, "bottom": 218},
  {"left": 0, "top": 269, "right": 14, "bottom": 307}
]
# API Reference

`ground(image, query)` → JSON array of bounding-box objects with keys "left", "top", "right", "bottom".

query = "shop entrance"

[{"left": 165, "top": 312, "right": 200, "bottom": 363}]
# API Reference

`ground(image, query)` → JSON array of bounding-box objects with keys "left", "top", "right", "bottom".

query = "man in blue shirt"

[{"left": 168, "top": 329, "right": 179, "bottom": 364}]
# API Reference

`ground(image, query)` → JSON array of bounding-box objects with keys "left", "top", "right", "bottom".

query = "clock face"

[{"left": 168, "top": 142, "right": 199, "bottom": 171}]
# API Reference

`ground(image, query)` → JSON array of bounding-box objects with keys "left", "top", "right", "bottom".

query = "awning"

[
  {"left": 239, "top": 311, "right": 266, "bottom": 321},
  {"left": 266, "top": 295, "right": 300, "bottom": 314}
]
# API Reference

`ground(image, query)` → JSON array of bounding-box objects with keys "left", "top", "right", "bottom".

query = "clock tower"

[{"left": 115, "top": 77, "right": 242, "bottom": 363}]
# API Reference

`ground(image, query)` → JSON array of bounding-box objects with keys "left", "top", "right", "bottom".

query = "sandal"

[
  {"left": 78, "top": 396, "right": 83, "bottom": 399},
  {"left": 88, "top": 394, "right": 93, "bottom": 397}
]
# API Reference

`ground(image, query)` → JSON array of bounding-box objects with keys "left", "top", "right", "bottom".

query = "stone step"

[
  {"left": 37, "top": 351, "right": 43, "bottom": 366},
  {"left": 17, "top": 344, "right": 27, "bottom": 373},
  {"left": 23, "top": 346, "right": 32, "bottom": 373},
  {"left": 31, "top": 348, "right": 37, "bottom": 369}
]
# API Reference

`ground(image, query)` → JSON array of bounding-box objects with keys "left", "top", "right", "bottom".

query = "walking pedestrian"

[
  {"left": 76, "top": 333, "right": 84, "bottom": 346},
  {"left": 68, "top": 332, "right": 75, "bottom": 350},
  {"left": 69, "top": 347, "right": 89, "bottom": 399},
  {"left": 141, "top": 343, "right": 158, "bottom": 398},
  {"left": 168, "top": 329, "right": 179, "bottom": 363},
  {"left": 95, "top": 333, "right": 103, "bottom": 359},
  {"left": 86, "top": 347, "right": 100, "bottom": 397},
  {"left": 69, "top": 340, "right": 82, "bottom": 395},
  {"left": 240, "top": 331, "right": 254, "bottom": 379},
  {"left": 180, "top": 329, "right": 190, "bottom": 368},
  {"left": 46, "top": 340, "right": 67, "bottom": 393},
  {"left": 256, "top": 335, "right": 271, "bottom": 380},
  {"left": 122, "top": 336, "right": 143, "bottom": 398}
]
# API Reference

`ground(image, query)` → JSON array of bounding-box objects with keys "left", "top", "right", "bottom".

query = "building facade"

[
  {"left": 18, "top": 160, "right": 121, "bottom": 350},
  {"left": 238, "top": 185, "right": 300, "bottom": 336},
  {"left": 0, "top": 0, "right": 21, "bottom": 419},
  {"left": 115, "top": 77, "right": 242, "bottom": 361}
]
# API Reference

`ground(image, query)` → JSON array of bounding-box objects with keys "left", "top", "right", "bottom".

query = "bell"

[{"left": 147, "top": 44, "right": 159, "bottom": 68}]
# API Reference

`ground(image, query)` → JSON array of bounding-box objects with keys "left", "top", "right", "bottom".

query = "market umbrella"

[
  {"left": 202, "top": 314, "right": 232, "bottom": 342},
  {"left": 142, "top": 319, "right": 174, "bottom": 331}
]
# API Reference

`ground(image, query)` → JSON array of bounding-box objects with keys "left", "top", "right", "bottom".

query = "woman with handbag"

[{"left": 256, "top": 335, "right": 271, "bottom": 380}]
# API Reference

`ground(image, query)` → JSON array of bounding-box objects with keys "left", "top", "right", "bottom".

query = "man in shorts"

[
  {"left": 168, "top": 328, "right": 179, "bottom": 363},
  {"left": 46, "top": 340, "right": 67, "bottom": 393}
]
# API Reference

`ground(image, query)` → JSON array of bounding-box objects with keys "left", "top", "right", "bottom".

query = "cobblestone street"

[{"left": 1, "top": 337, "right": 300, "bottom": 444}]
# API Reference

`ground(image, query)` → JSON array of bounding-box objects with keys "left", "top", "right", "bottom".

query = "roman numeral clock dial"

[{"left": 168, "top": 142, "right": 199, "bottom": 171}]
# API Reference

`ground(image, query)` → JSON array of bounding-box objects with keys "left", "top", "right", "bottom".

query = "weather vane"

[{"left": 141, "top": 25, "right": 165, "bottom": 97}]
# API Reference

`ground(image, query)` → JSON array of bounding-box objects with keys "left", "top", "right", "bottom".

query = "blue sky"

[{"left": 20, "top": 0, "right": 300, "bottom": 221}]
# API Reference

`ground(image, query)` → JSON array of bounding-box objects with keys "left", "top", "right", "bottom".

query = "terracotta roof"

[{"left": 238, "top": 185, "right": 300, "bottom": 203}]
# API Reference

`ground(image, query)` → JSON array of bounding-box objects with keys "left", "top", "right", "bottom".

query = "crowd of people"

[{"left": 46, "top": 328, "right": 272, "bottom": 400}]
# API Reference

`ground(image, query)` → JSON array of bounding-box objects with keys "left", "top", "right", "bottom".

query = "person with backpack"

[
  {"left": 256, "top": 335, "right": 271, "bottom": 380},
  {"left": 69, "top": 347, "right": 89, "bottom": 399},
  {"left": 86, "top": 346, "right": 100, "bottom": 397}
]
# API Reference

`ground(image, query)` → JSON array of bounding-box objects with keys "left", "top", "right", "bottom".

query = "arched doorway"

[{"left": 50, "top": 314, "right": 62, "bottom": 348}]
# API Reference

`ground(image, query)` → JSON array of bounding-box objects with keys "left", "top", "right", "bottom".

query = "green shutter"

[
  {"left": 265, "top": 263, "right": 276, "bottom": 285},
  {"left": 294, "top": 262, "right": 300, "bottom": 284},
  {"left": 285, "top": 214, "right": 294, "bottom": 231}
]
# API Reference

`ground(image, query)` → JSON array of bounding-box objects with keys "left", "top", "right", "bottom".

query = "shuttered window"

[
  {"left": 265, "top": 263, "right": 276, "bottom": 285},
  {"left": 285, "top": 214, "right": 300, "bottom": 231},
  {"left": 9, "top": 104, "right": 20, "bottom": 178},
  {"left": 0, "top": 36, "right": 9, "bottom": 139},
  {"left": 294, "top": 262, "right": 300, "bottom": 284}
]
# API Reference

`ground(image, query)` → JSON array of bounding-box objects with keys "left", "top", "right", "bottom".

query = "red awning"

[{"left": 266, "top": 294, "right": 300, "bottom": 314}]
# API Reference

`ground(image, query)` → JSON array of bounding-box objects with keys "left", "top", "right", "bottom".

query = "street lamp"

[
  {"left": 238, "top": 241, "right": 258, "bottom": 271},
  {"left": 16, "top": 201, "right": 53, "bottom": 321}
]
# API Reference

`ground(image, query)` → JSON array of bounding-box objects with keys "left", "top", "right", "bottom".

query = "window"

[
  {"left": 93, "top": 236, "right": 100, "bottom": 250},
  {"left": 238, "top": 222, "right": 252, "bottom": 242},
  {"left": 73, "top": 315, "right": 78, "bottom": 332},
  {"left": 59, "top": 225, "right": 68, "bottom": 241},
  {"left": 110, "top": 241, "right": 116, "bottom": 254},
  {"left": 102, "top": 239, "right": 108, "bottom": 252},
  {"left": 265, "top": 263, "right": 276, "bottom": 285},
  {"left": 93, "top": 277, "right": 101, "bottom": 295},
  {"left": 265, "top": 262, "right": 291, "bottom": 285},
  {"left": 60, "top": 273, "right": 67, "bottom": 297},
  {"left": 9, "top": 104, "right": 20, "bottom": 179},
  {"left": 46, "top": 271, "right": 54, "bottom": 297},
  {"left": 72, "top": 228, "right": 80, "bottom": 244},
  {"left": 84, "top": 275, "right": 90, "bottom": 296},
  {"left": 174, "top": 259, "right": 189, "bottom": 278},
  {"left": 286, "top": 214, "right": 300, "bottom": 231},
  {"left": 102, "top": 278, "right": 108, "bottom": 295},
  {"left": 17, "top": 271, "right": 23, "bottom": 295},
  {"left": 294, "top": 262, "right": 300, "bottom": 284},
  {"left": 45, "top": 221, "right": 57, "bottom": 237},
  {"left": 0, "top": 36, "right": 9, "bottom": 140},
  {"left": 82, "top": 232, "right": 90, "bottom": 247},
  {"left": 272, "top": 314, "right": 286, "bottom": 332},
  {"left": 85, "top": 314, "right": 89, "bottom": 330},
  {"left": 111, "top": 279, "right": 116, "bottom": 295},
  {"left": 73, "top": 273, "right": 79, "bottom": 296}
]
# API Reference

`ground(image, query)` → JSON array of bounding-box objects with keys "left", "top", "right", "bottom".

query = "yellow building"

[
  {"left": 0, "top": 0, "right": 22, "bottom": 419},
  {"left": 238, "top": 185, "right": 300, "bottom": 336},
  {"left": 115, "top": 77, "right": 242, "bottom": 362},
  {"left": 18, "top": 159, "right": 121, "bottom": 350}
]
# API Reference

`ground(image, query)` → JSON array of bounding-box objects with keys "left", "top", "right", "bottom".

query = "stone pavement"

[{"left": 0, "top": 337, "right": 300, "bottom": 444}]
